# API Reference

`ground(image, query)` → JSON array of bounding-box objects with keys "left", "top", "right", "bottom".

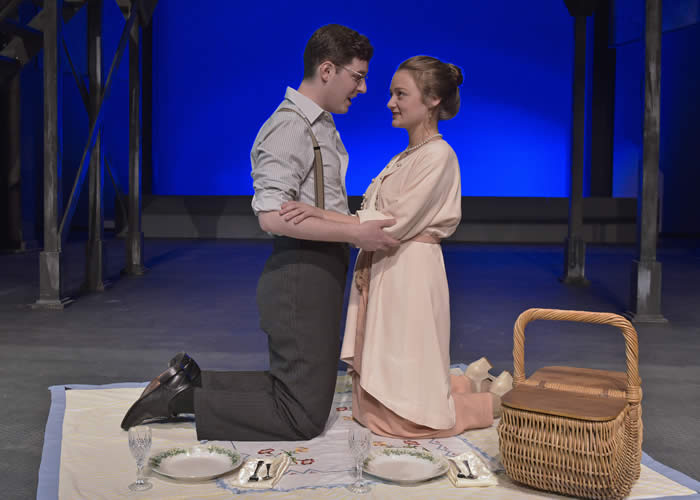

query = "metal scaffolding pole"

[
  {"left": 562, "top": 13, "right": 590, "bottom": 286},
  {"left": 590, "top": 0, "right": 616, "bottom": 197},
  {"left": 5, "top": 73, "right": 24, "bottom": 251},
  {"left": 124, "top": 19, "right": 146, "bottom": 275},
  {"left": 59, "top": 7, "right": 136, "bottom": 249},
  {"left": 628, "top": 0, "right": 667, "bottom": 323},
  {"left": 85, "top": 0, "right": 106, "bottom": 291},
  {"left": 62, "top": 40, "right": 128, "bottom": 237},
  {"left": 36, "top": 0, "right": 70, "bottom": 309},
  {"left": 142, "top": 19, "right": 152, "bottom": 195}
]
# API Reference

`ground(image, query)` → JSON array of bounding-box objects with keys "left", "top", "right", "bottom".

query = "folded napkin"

[
  {"left": 227, "top": 454, "right": 291, "bottom": 489},
  {"left": 446, "top": 451, "right": 498, "bottom": 487}
]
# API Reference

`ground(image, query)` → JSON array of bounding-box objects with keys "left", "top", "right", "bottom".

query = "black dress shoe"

[
  {"left": 120, "top": 352, "right": 202, "bottom": 430},
  {"left": 168, "top": 352, "right": 202, "bottom": 385}
]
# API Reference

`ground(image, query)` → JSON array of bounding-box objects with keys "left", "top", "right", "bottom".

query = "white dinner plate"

[
  {"left": 363, "top": 448, "right": 449, "bottom": 484},
  {"left": 149, "top": 445, "right": 243, "bottom": 481}
]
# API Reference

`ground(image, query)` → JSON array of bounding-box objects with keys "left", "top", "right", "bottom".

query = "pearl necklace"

[
  {"left": 402, "top": 133, "right": 442, "bottom": 156},
  {"left": 390, "top": 133, "right": 442, "bottom": 169}
]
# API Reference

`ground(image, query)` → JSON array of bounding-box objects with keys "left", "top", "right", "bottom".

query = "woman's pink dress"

[{"left": 341, "top": 140, "right": 493, "bottom": 438}]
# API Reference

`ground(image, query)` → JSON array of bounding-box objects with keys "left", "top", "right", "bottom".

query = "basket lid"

[{"left": 501, "top": 366, "right": 629, "bottom": 422}]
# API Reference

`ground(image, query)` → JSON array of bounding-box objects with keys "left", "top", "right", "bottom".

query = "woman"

[{"left": 280, "top": 56, "right": 511, "bottom": 438}]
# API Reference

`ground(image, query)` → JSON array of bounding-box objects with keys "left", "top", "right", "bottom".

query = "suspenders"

[{"left": 277, "top": 108, "right": 325, "bottom": 210}]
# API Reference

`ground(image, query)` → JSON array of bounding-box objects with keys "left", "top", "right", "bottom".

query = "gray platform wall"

[{"left": 132, "top": 195, "right": 637, "bottom": 244}]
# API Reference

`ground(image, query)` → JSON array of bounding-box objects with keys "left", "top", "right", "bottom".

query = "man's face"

[{"left": 325, "top": 57, "right": 368, "bottom": 114}]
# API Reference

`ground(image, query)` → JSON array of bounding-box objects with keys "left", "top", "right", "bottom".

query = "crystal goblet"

[
  {"left": 347, "top": 427, "right": 372, "bottom": 493},
  {"left": 128, "top": 426, "right": 153, "bottom": 491}
]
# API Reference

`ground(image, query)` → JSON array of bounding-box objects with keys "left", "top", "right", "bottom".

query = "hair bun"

[{"left": 448, "top": 64, "right": 463, "bottom": 87}]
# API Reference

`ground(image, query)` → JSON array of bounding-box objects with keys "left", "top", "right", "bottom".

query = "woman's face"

[{"left": 387, "top": 70, "right": 438, "bottom": 130}]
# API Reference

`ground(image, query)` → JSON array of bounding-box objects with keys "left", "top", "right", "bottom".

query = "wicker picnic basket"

[{"left": 497, "top": 308, "right": 643, "bottom": 500}]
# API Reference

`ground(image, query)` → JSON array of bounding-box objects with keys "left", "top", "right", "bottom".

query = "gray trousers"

[{"left": 194, "top": 237, "right": 349, "bottom": 441}]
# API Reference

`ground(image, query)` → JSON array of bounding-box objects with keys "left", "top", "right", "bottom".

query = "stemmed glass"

[
  {"left": 128, "top": 426, "right": 153, "bottom": 491},
  {"left": 347, "top": 427, "right": 372, "bottom": 494}
]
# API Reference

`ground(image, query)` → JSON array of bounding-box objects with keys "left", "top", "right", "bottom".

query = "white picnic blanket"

[{"left": 51, "top": 373, "right": 699, "bottom": 499}]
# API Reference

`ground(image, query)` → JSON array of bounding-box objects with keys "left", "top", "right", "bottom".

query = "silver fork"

[{"left": 249, "top": 460, "right": 264, "bottom": 481}]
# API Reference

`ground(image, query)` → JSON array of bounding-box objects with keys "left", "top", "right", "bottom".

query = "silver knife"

[{"left": 462, "top": 459, "right": 476, "bottom": 479}]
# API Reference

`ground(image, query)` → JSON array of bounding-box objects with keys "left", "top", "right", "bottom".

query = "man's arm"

[
  {"left": 258, "top": 211, "right": 399, "bottom": 252},
  {"left": 279, "top": 201, "right": 359, "bottom": 225}
]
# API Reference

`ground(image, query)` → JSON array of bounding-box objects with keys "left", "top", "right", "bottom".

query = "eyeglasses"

[{"left": 339, "top": 65, "right": 368, "bottom": 85}]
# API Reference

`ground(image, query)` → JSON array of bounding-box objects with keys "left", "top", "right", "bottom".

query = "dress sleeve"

[
  {"left": 356, "top": 144, "right": 461, "bottom": 241},
  {"left": 251, "top": 115, "right": 314, "bottom": 215}
]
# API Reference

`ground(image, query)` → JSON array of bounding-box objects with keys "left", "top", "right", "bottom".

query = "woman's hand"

[{"left": 280, "top": 201, "right": 324, "bottom": 224}]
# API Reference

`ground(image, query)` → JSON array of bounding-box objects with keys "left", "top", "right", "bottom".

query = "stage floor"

[{"left": 1, "top": 236, "right": 698, "bottom": 498}]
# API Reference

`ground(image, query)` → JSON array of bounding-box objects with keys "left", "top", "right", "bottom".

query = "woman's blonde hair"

[{"left": 397, "top": 56, "right": 463, "bottom": 121}]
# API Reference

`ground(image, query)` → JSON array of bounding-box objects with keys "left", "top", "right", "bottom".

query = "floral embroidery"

[
  {"left": 342, "top": 416, "right": 353, "bottom": 421},
  {"left": 372, "top": 441, "right": 387, "bottom": 447},
  {"left": 257, "top": 448, "right": 275, "bottom": 455},
  {"left": 283, "top": 450, "right": 298, "bottom": 464},
  {"left": 283, "top": 447, "right": 315, "bottom": 465},
  {"left": 403, "top": 440, "right": 420, "bottom": 447},
  {"left": 336, "top": 406, "right": 348, "bottom": 412}
]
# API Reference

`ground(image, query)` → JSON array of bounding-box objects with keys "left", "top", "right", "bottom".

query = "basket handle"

[{"left": 512, "top": 308, "right": 641, "bottom": 403}]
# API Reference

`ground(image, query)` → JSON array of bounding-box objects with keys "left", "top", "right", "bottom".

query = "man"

[{"left": 121, "top": 24, "right": 398, "bottom": 440}]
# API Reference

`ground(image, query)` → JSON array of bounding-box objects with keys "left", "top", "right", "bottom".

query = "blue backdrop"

[
  {"left": 151, "top": 0, "right": 575, "bottom": 197},
  {"left": 48, "top": 0, "right": 699, "bottom": 232}
]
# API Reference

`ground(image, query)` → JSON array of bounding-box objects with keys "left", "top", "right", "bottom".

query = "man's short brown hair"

[{"left": 303, "top": 24, "right": 373, "bottom": 80}]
